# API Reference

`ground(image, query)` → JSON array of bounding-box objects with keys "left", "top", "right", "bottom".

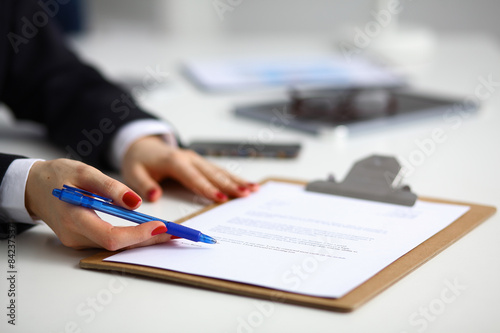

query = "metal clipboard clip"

[{"left": 306, "top": 155, "right": 417, "bottom": 206}]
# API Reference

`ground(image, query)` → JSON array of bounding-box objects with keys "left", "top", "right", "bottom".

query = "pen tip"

[{"left": 199, "top": 234, "right": 218, "bottom": 244}]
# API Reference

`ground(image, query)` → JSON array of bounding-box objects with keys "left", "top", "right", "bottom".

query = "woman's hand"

[
  {"left": 121, "top": 136, "right": 259, "bottom": 202},
  {"left": 25, "top": 158, "right": 171, "bottom": 250}
]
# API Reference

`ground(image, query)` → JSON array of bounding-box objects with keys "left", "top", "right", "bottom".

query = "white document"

[
  {"left": 183, "top": 56, "right": 405, "bottom": 92},
  {"left": 105, "top": 182, "right": 469, "bottom": 298}
]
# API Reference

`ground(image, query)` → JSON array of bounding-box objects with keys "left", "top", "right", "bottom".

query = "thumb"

[
  {"left": 119, "top": 220, "right": 173, "bottom": 250},
  {"left": 107, "top": 220, "right": 169, "bottom": 250},
  {"left": 146, "top": 221, "right": 169, "bottom": 237},
  {"left": 124, "top": 164, "right": 162, "bottom": 202}
]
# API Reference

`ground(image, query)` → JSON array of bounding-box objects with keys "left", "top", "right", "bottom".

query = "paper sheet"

[
  {"left": 105, "top": 182, "right": 469, "bottom": 298},
  {"left": 183, "top": 56, "right": 406, "bottom": 92}
]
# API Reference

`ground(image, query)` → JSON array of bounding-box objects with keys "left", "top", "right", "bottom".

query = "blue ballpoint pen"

[{"left": 52, "top": 185, "right": 217, "bottom": 244}]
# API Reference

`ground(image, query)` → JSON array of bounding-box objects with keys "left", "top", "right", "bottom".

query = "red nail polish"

[
  {"left": 123, "top": 191, "right": 141, "bottom": 207},
  {"left": 170, "top": 235, "right": 181, "bottom": 240},
  {"left": 151, "top": 225, "right": 168, "bottom": 236},
  {"left": 216, "top": 192, "right": 228, "bottom": 201},
  {"left": 238, "top": 186, "right": 249, "bottom": 192},
  {"left": 147, "top": 188, "right": 159, "bottom": 201}
]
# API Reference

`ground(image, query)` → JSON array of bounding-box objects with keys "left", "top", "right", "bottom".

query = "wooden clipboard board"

[{"left": 80, "top": 176, "right": 496, "bottom": 312}]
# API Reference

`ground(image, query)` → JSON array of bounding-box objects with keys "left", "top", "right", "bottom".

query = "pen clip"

[{"left": 62, "top": 185, "right": 113, "bottom": 203}]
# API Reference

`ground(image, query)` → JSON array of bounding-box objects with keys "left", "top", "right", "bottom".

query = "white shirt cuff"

[
  {"left": 0, "top": 158, "right": 44, "bottom": 224},
  {"left": 109, "top": 119, "right": 178, "bottom": 170}
]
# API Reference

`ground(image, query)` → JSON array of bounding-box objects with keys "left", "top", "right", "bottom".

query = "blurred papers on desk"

[{"left": 183, "top": 56, "right": 406, "bottom": 92}]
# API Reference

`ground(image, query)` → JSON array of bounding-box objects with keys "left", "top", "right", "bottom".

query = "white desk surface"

[{"left": 1, "top": 31, "right": 499, "bottom": 333}]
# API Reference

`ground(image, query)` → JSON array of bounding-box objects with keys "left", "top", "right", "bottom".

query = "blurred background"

[
  {"left": 67, "top": 0, "right": 500, "bottom": 41},
  {"left": 40, "top": 0, "right": 499, "bottom": 142},
  {"left": 51, "top": 0, "right": 500, "bottom": 84}
]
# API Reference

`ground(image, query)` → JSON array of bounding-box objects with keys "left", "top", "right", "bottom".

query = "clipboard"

[{"left": 80, "top": 155, "right": 496, "bottom": 312}]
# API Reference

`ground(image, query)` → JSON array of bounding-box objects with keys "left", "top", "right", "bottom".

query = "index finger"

[{"left": 72, "top": 163, "right": 143, "bottom": 210}]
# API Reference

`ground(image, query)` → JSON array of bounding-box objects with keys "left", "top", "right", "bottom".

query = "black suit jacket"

[{"left": 0, "top": 0, "right": 160, "bottom": 225}]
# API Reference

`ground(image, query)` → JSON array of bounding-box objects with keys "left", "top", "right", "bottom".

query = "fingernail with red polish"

[
  {"left": 123, "top": 191, "right": 141, "bottom": 208},
  {"left": 151, "top": 225, "right": 168, "bottom": 236},
  {"left": 170, "top": 235, "right": 181, "bottom": 240},
  {"left": 238, "top": 186, "right": 249, "bottom": 192},
  {"left": 147, "top": 188, "right": 159, "bottom": 201},
  {"left": 216, "top": 192, "right": 228, "bottom": 201}
]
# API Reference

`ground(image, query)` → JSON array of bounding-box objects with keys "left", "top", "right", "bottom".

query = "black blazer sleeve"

[{"left": 0, "top": 0, "right": 158, "bottom": 170}]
